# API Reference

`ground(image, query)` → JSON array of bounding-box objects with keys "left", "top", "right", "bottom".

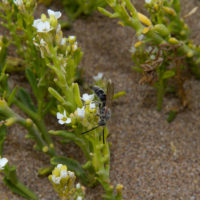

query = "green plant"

[
  {"left": 61, "top": 0, "right": 107, "bottom": 20},
  {"left": 99, "top": 0, "right": 200, "bottom": 116},
  {"left": 0, "top": 0, "right": 124, "bottom": 199}
]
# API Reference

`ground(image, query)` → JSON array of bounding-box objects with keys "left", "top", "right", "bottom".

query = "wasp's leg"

[{"left": 81, "top": 125, "right": 99, "bottom": 135}]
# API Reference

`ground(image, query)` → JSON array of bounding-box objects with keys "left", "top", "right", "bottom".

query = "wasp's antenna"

[{"left": 81, "top": 125, "right": 100, "bottom": 135}]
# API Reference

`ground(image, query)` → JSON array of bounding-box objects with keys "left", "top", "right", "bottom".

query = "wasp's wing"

[{"left": 106, "top": 80, "right": 114, "bottom": 108}]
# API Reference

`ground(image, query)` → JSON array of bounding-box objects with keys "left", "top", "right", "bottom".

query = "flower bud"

[
  {"left": 168, "top": 37, "right": 179, "bottom": 44},
  {"left": 42, "top": 146, "right": 49, "bottom": 153},
  {"left": 137, "top": 12, "right": 152, "bottom": 26},
  {"left": 142, "top": 27, "right": 150, "bottom": 34},
  {"left": 50, "top": 15, "right": 58, "bottom": 28},
  {"left": 134, "top": 41, "right": 143, "bottom": 48},
  {"left": 186, "top": 50, "right": 194, "bottom": 58},
  {"left": 68, "top": 36, "right": 76, "bottom": 44},
  {"left": 26, "top": 118, "right": 32, "bottom": 127},
  {"left": 116, "top": 184, "right": 123, "bottom": 195},
  {"left": 5, "top": 117, "right": 17, "bottom": 127},
  {"left": 153, "top": 24, "right": 170, "bottom": 38},
  {"left": 41, "top": 14, "right": 47, "bottom": 21},
  {"left": 163, "top": 6, "right": 176, "bottom": 16}
]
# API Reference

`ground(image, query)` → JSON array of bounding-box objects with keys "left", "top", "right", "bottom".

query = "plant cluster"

[
  {"left": 0, "top": 0, "right": 123, "bottom": 199},
  {"left": 61, "top": 0, "right": 107, "bottom": 20},
  {"left": 99, "top": 0, "right": 200, "bottom": 120},
  {"left": 49, "top": 164, "right": 85, "bottom": 200}
]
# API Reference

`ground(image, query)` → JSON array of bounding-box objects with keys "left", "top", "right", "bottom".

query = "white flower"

[
  {"left": 145, "top": 0, "right": 152, "bottom": 3},
  {"left": 82, "top": 93, "right": 94, "bottom": 102},
  {"left": 56, "top": 164, "right": 63, "bottom": 169},
  {"left": 76, "top": 183, "right": 81, "bottom": 189},
  {"left": 0, "top": 157, "right": 8, "bottom": 170},
  {"left": 68, "top": 171, "right": 75, "bottom": 178},
  {"left": 77, "top": 107, "right": 85, "bottom": 118},
  {"left": 72, "top": 42, "right": 78, "bottom": 51},
  {"left": 57, "top": 111, "right": 71, "bottom": 125},
  {"left": 77, "top": 197, "right": 82, "bottom": 200},
  {"left": 33, "top": 19, "right": 53, "bottom": 33},
  {"left": 138, "top": 34, "right": 144, "bottom": 41},
  {"left": 89, "top": 102, "right": 96, "bottom": 110},
  {"left": 48, "top": 9, "right": 62, "bottom": 19},
  {"left": 93, "top": 72, "right": 103, "bottom": 81},
  {"left": 69, "top": 35, "right": 76, "bottom": 43},
  {"left": 52, "top": 175, "right": 61, "bottom": 184},
  {"left": 13, "top": 0, "right": 23, "bottom": 6},
  {"left": 60, "top": 169, "right": 68, "bottom": 178},
  {"left": 60, "top": 38, "right": 66, "bottom": 45}
]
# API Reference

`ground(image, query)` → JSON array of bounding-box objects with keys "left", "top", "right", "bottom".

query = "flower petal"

[
  {"left": 60, "top": 169, "right": 68, "bottom": 178},
  {"left": 82, "top": 93, "right": 94, "bottom": 102},
  {"left": 58, "top": 119, "right": 65, "bottom": 124},
  {"left": 0, "top": 158, "right": 8, "bottom": 170},
  {"left": 77, "top": 107, "right": 85, "bottom": 118},
  {"left": 57, "top": 112, "right": 63, "bottom": 120},
  {"left": 65, "top": 118, "right": 71, "bottom": 124},
  {"left": 48, "top": 9, "right": 62, "bottom": 19},
  {"left": 63, "top": 110, "right": 66, "bottom": 117},
  {"left": 52, "top": 175, "right": 61, "bottom": 184},
  {"left": 90, "top": 103, "right": 96, "bottom": 109},
  {"left": 56, "top": 164, "right": 63, "bottom": 169},
  {"left": 93, "top": 72, "right": 103, "bottom": 81}
]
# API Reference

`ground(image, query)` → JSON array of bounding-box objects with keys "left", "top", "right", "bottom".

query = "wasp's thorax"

[{"left": 91, "top": 86, "right": 106, "bottom": 107}]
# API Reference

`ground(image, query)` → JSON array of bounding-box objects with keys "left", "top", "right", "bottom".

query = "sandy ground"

[{"left": 1, "top": 0, "right": 200, "bottom": 199}]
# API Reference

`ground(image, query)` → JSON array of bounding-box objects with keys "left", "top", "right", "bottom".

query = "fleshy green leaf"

[
  {"left": 7, "top": 86, "right": 18, "bottom": 106},
  {"left": 25, "top": 68, "right": 38, "bottom": 99},
  {"left": 0, "top": 37, "right": 8, "bottom": 73},
  {"left": 3, "top": 178, "right": 38, "bottom": 200},
  {"left": 0, "top": 125, "right": 7, "bottom": 155},
  {"left": 16, "top": 87, "right": 37, "bottom": 112},
  {"left": 162, "top": 70, "right": 175, "bottom": 79}
]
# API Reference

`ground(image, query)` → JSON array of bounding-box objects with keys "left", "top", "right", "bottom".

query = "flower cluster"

[
  {"left": 2, "top": 0, "right": 35, "bottom": 11},
  {"left": 32, "top": 9, "right": 79, "bottom": 57},
  {"left": 57, "top": 92, "right": 98, "bottom": 130},
  {"left": 0, "top": 156, "right": 8, "bottom": 171},
  {"left": 32, "top": 9, "right": 81, "bottom": 85},
  {"left": 49, "top": 164, "right": 85, "bottom": 200}
]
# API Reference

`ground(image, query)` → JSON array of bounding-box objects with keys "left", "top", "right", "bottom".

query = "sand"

[{"left": 1, "top": 0, "right": 200, "bottom": 199}]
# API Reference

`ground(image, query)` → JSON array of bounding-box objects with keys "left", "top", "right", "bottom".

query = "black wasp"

[{"left": 81, "top": 81, "right": 114, "bottom": 143}]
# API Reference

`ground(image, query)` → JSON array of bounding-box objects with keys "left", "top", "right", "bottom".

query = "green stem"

[
  {"left": 0, "top": 100, "right": 54, "bottom": 156},
  {"left": 89, "top": 128, "right": 121, "bottom": 199},
  {"left": 14, "top": 99, "right": 55, "bottom": 152},
  {"left": 4, "top": 165, "right": 38, "bottom": 200},
  {"left": 49, "top": 130, "right": 90, "bottom": 160}
]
